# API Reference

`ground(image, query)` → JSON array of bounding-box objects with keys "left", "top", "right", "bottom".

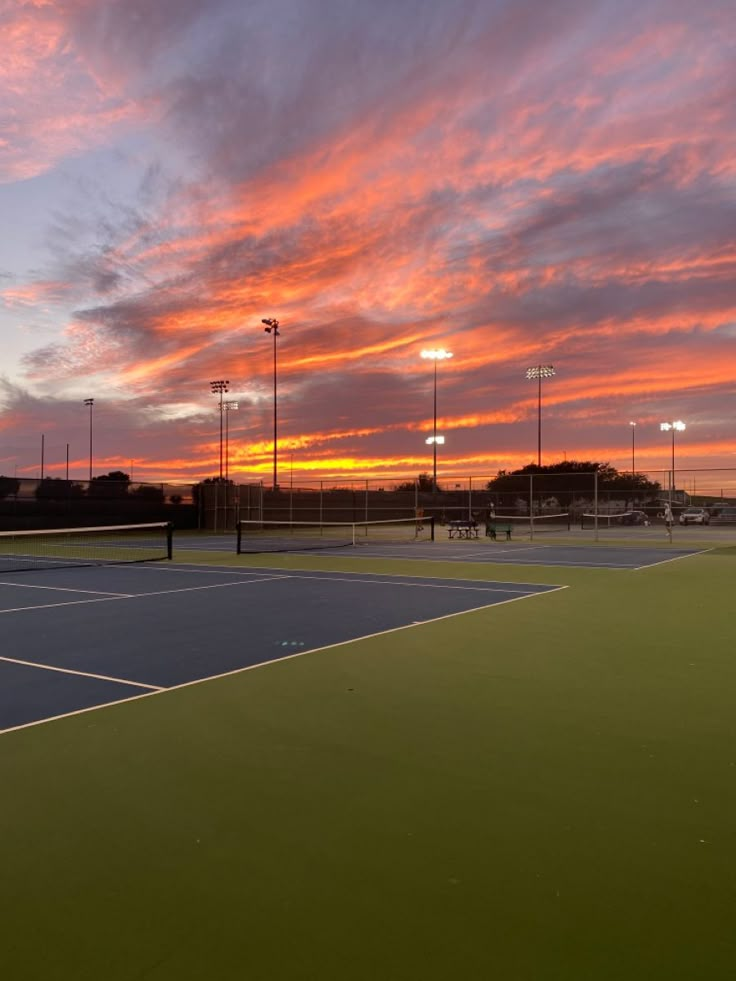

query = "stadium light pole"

[
  {"left": 210, "top": 380, "right": 230, "bottom": 480},
  {"left": 629, "top": 421, "right": 637, "bottom": 473},
  {"left": 262, "top": 318, "right": 281, "bottom": 491},
  {"left": 223, "top": 400, "right": 239, "bottom": 481},
  {"left": 83, "top": 398, "right": 94, "bottom": 480},
  {"left": 660, "top": 420, "right": 685, "bottom": 494},
  {"left": 526, "top": 365, "right": 555, "bottom": 467},
  {"left": 421, "top": 348, "right": 453, "bottom": 492}
]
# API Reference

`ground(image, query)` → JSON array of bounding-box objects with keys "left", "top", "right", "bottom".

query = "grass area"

[{"left": 2, "top": 547, "right": 735, "bottom": 979}]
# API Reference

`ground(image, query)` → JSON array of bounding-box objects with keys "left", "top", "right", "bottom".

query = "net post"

[
  {"left": 166, "top": 522, "right": 174, "bottom": 560},
  {"left": 236, "top": 521, "right": 242, "bottom": 554},
  {"left": 429, "top": 515, "right": 435, "bottom": 541}
]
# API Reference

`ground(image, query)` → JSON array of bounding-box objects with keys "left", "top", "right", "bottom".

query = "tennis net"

[
  {"left": 580, "top": 512, "right": 650, "bottom": 530},
  {"left": 237, "top": 516, "right": 434, "bottom": 553},
  {"left": 0, "top": 522, "right": 174, "bottom": 573},
  {"left": 488, "top": 513, "right": 570, "bottom": 536}
]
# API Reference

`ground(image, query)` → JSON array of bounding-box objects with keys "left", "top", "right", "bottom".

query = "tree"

[
  {"left": 487, "top": 461, "right": 660, "bottom": 510},
  {"left": 396, "top": 473, "right": 441, "bottom": 493},
  {"left": 35, "top": 477, "right": 85, "bottom": 500},
  {"left": 87, "top": 471, "right": 131, "bottom": 499},
  {"left": 93, "top": 470, "right": 131, "bottom": 483},
  {"left": 129, "top": 484, "right": 165, "bottom": 503},
  {"left": 0, "top": 475, "right": 20, "bottom": 499}
]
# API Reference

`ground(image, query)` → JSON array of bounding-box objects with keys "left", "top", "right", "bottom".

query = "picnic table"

[{"left": 447, "top": 520, "right": 479, "bottom": 539}]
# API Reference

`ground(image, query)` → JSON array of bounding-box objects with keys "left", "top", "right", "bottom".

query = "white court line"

[
  {"left": 254, "top": 572, "right": 548, "bottom": 594},
  {"left": 0, "top": 584, "right": 569, "bottom": 735},
  {"left": 431, "top": 545, "right": 541, "bottom": 558},
  {"left": 109, "top": 561, "right": 562, "bottom": 591},
  {"left": 0, "top": 596, "right": 134, "bottom": 615},
  {"left": 0, "top": 655, "right": 163, "bottom": 690},
  {"left": 124, "top": 575, "right": 290, "bottom": 599},
  {"left": 0, "top": 580, "right": 132, "bottom": 597},
  {"left": 633, "top": 548, "right": 712, "bottom": 571},
  {"left": 0, "top": 575, "right": 293, "bottom": 614},
  {"left": 243, "top": 546, "right": 639, "bottom": 570},
  {"left": 152, "top": 562, "right": 566, "bottom": 592}
]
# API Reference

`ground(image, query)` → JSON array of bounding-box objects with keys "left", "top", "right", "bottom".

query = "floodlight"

[
  {"left": 525, "top": 365, "right": 556, "bottom": 464},
  {"left": 420, "top": 348, "right": 453, "bottom": 490}
]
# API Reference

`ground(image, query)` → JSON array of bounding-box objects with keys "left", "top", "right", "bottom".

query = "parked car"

[
  {"left": 711, "top": 507, "right": 736, "bottom": 523},
  {"left": 679, "top": 507, "right": 710, "bottom": 525},
  {"left": 620, "top": 510, "right": 649, "bottom": 526}
]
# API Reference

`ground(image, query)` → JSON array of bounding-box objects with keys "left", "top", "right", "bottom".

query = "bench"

[
  {"left": 447, "top": 520, "right": 479, "bottom": 539},
  {"left": 486, "top": 523, "right": 512, "bottom": 540}
]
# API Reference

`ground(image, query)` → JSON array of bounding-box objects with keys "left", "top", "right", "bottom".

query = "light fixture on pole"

[
  {"left": 660, "top": 420, "right": 685, "bottom": 493},
  {"left": 629, "top": 421, "right": 637, "bottom": 473},
  {"left": 210, "top": 380, "right": 230, "bottom": 480},
  {"left": 525, "top": 365, "right": 555, "bottom": 467},
  {"left": 262, "top": 318, "right": 281, "bottom": 491},
  {"left": 223, "top": 400, "right": 239, "bottom": 481},
  {"left": 420, "top": 348, "right": 453, "bottom": 492},
  {"left": 83, "top": 398, "right": 94, "bottom": 480}
]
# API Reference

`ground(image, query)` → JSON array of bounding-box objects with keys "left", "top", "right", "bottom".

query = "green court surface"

[{"left": 2, "top": 545, "right": 735, "bottom": 980}]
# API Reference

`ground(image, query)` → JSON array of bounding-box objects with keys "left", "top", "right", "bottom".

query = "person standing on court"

[{"left": 663, "top": 503, "right": 673, "bottom": 528}]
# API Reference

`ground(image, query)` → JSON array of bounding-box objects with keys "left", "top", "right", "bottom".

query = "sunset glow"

[{"left": 1, "top": 0, "right": 735, "bottom": 485}]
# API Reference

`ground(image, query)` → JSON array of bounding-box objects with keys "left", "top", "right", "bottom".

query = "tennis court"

[
  {"left": 181, "top": 529, "right": 706, "bottom": 569},
  {"left": 2, "top": 523, "right": 736, "bottom": 980},
  {"left": 0, "top": 560, "right": 561, "bottom": 732}
]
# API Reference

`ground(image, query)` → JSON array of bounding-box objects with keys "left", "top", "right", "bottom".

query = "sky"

[{"left": 1, "top": 0, "right": 735, "bottom": 488}]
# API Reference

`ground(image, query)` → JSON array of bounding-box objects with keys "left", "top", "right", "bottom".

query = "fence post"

[
  {"left": 529, "top": 473, "right": 534, "bottom": 541},
  {"left": 594, "top": 470, "right": 599, "bottom": 542}
]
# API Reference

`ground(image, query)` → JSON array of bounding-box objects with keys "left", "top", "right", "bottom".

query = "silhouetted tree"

[
  {"left": 487, "top": 461, "right": 660, "bottom": 509},
  {"left": 88, "top": 471, "right": 131, "bottom": 499},
  {"left": 35, "top": 477, "right": 85, "bottom": 500},
  {"left": 0, "top": 476, "right": 20, "bottom": 499},
  {"left": 94, "top": 470, "right": 131, "bottom": 483},
  {"left": 129, "top": 484, "right": 165, "bottom": 503},
  {"left": 396, "top": 473, "right": 441, "bottom": 493}
]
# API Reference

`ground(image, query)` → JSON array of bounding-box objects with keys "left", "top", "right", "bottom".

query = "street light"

[
  {"left": 420, "top": 348, "right": 453, "bottom": 492},
  {"left": 83, "top": 398, "right": 94, "bottom": 480},
  {"left": 660, "top": 420, "right": 686, "bottom": 494},
  {"left": 525, "top": 365, "right": 555, "bottom": 467},
  {"left": 223, "top": 400, "right": 239, "bottom": 480},
  {"left": 629, "top": 421, "right": 637, "bottom": 473},
  {"left": 262, "top": 318, "right": 281, "bottom": 491},
  {"left": 210, "top": 380, "right": 230, "bottom": 479}
]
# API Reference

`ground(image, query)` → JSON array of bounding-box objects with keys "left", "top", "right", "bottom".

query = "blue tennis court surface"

[
  {"left": 0, "top": 563, "right": 563, "bottom": 733},
  {"left": 179, "top": 533, "right": 705, "bottom": 569}
]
